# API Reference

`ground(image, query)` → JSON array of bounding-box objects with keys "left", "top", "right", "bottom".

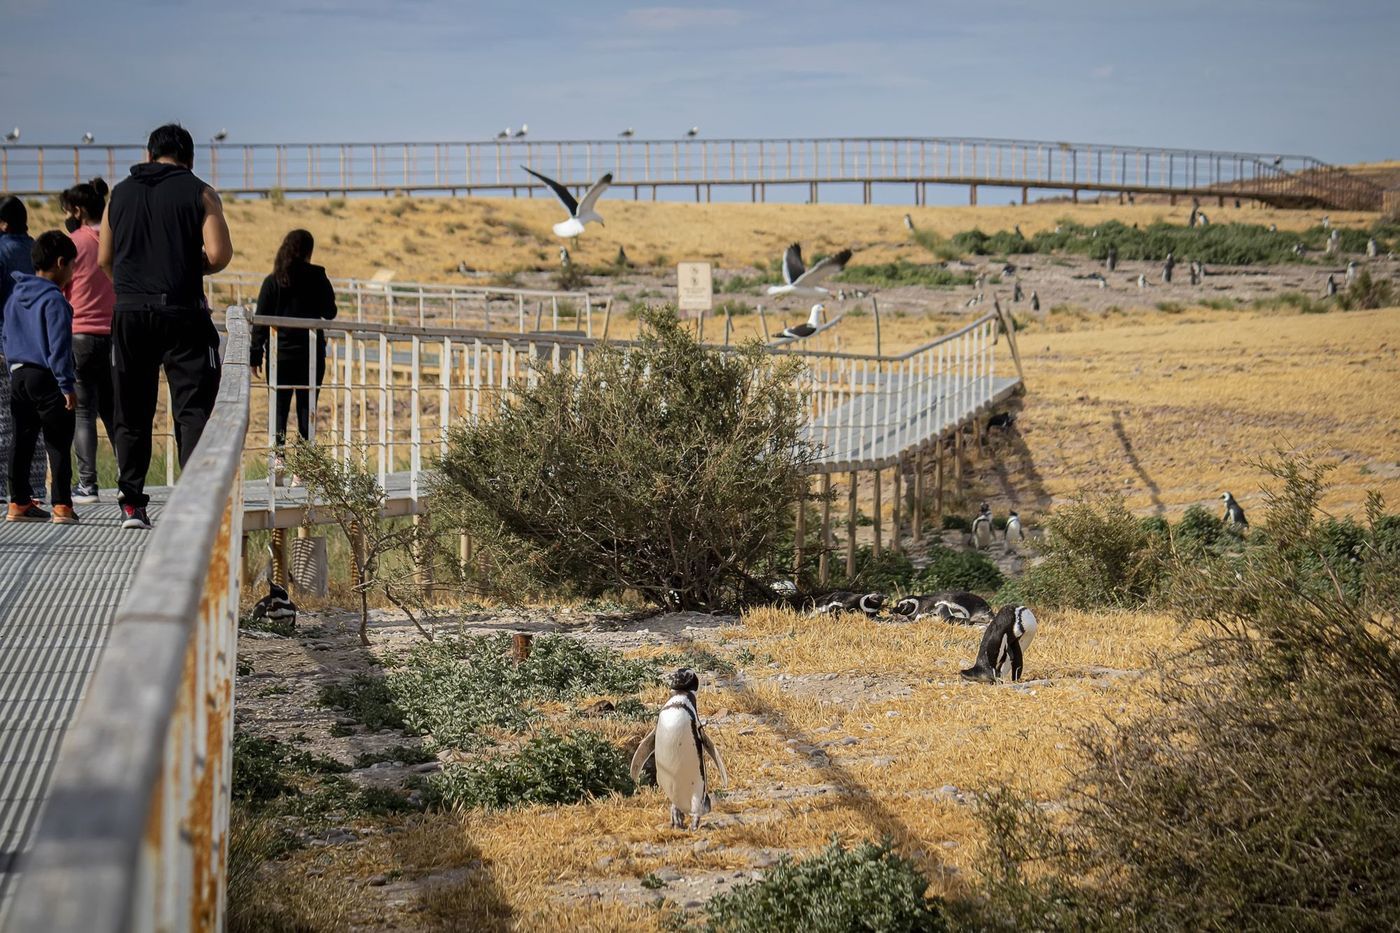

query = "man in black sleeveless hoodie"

[{"left": 99, "top": 124, "right": 232, "bottom": 529}]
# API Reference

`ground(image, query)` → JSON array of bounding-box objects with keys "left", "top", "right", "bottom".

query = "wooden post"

[
  {"left": 240, "top": 534, "right": 254, "bottom": 590},
  {"left": 891, "top": 463, "right": 902, "bottom": 556},
  {"left": 348, "top": 520, "right": 366, "bottom": 588},
  {"left": 412, "top": 512, "right": 433, "bottom": 589},
  {"left": 846, "top": 471, "right": 858, "bottom": 579},
  {"left": 512, "top": 632, "right": 533, "bottom": 663},
  {"left": 954, "top": 427, "right": 964, "bottom": 489},
  {"left": 269, "top": 528, "right": 288, "bottom": 587},
  {"left": 819, "top": 473, "right": 833, "bottom": 585},
  {"left": 872, "top": 296, "right": 883, "bottom": 357},
  {"left": 872, "top": 468, "right": 883, "bottom": 558},
  {"left": 913, "top": 451, "right": 925, "bottom": 544},
  {"left": 794, "top": 483, "right": 807, "bottom": 576},
  {"left": 458, "top": 533, "right": 472, "bottom": 576},
  {"left": 757, "top": 304, "right": 770, "bottom": 343},
  {"left": 601, "top": 297, "right": 614, "bottom": 341},
  {"left": 936, "top": 437, "right": 946, "bottom": 523}
]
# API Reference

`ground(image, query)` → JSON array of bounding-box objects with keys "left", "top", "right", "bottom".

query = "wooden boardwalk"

[{"left": 0, "top": 497, "right": 167, "bottom": 922}]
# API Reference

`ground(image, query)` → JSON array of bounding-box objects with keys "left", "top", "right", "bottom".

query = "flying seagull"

[
  {"left": 81, "top": 132, "right": 94, "bottom": 144},
  {"left": 619, "top": 128, "right": 635, "bottom": 138},
  {"left": 211, "top": 128, "right": 228, "bottom": 143},
  {"left": 766, "top": 243, "right": 853, "bottom": 297},
  {"left": 775, "top": 304, "right": 825, "bottom": 340},
  {"left": 686, "top": 127, "right": 699, "bottom": 137},
  {"left": 3, "top": 127, "right": 17, "bottom": 143},
  {"left": 521, "top": 165, "right": 613, "bottom": 238},
  {"left": 513, "top": 124, "right": 529, "bottom": 138}
]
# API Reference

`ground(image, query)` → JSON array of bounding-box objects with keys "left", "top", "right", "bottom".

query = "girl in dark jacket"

[{"left": 250, "top": 229, "right": 337, "bottom": 463}]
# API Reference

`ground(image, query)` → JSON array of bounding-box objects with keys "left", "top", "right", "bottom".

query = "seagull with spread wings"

[
  {"left": 766, "top": 243, "right": 853, "bottom": 297},
  {"left": 521, "top": 165, "right": 613, "bottom": 238}
]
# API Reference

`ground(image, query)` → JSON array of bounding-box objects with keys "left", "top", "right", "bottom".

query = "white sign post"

[{"left": 677, "top": 261, "right": 713, "bottom": 340}]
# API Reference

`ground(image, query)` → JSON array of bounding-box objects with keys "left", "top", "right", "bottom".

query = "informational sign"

[{"left": 677, "top": 262, "right": 713, "bottom": 315}]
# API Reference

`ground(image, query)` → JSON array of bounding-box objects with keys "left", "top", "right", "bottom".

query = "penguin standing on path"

[
  {"left": 961, "top": 606, "right": 1038, "bottom": 683},
  {"left": 1004, "top": 510, "right": 1024, "bottom": 552},
  {"left": 1221, "top": 492, "right": 1248, "bottom": 530},
  {"left": 972, "top": 502, "right": 994, "bottom": 550},
  {"left": 631, "top": 669, "right": 729, "bottom": 830}
]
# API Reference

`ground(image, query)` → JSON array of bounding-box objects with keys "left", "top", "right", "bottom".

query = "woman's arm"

[{"left": 250, "top": 276, "right": 274, "bottom": 373}]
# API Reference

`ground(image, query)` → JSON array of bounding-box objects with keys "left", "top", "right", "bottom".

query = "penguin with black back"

[
  {"left": 631, "top": 668, "right": 729, "bottom": 830},
  {"left": 1221, "top": 492, "right": 1248, "bottom": 529},
  {"left": 251, "top": 582, "right": 298, "bottom": 630},
  {"left": 961, "top": 605, "right": 1038, "bottom": 683},
  {"left": 892, "top": 591, "right": 993, "bottom": 624},
  {"left": 811, "top": 591, "right": 886, "bottom": 619}
]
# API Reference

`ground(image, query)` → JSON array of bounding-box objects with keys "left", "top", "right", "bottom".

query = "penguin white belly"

[
  {"left": 997, "top": 612, "right": 1038, "bottom": 679},
  {"left": 654, "top": 708, "right": 708, "bottom": 817}
]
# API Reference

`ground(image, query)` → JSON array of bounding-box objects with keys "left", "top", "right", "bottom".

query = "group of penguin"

[
  {"left": 631, "top": 594, "right": 1040, "bottom": 830},
  {"left": 773, "top": 585, "right": 1038, "bottom": 685}
]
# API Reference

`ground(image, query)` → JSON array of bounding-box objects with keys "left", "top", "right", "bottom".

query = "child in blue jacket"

[
  {"left": 3, "top": 231, "right": 79, "bottom": 523},
  {"left": 0, "top": 196, "right": 48, "bottom": 502}
]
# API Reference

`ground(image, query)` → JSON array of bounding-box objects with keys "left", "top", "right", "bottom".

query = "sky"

[{"left": 1, "top": 0, "right": 1396, "bottom": 165}]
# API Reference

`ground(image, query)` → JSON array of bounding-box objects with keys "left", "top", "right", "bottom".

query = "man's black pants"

[
  {"left": 9, "top": 366, "right": 74, "bottom": 507},
  {"left": 112, "top": 309, "right": 221, "bottom": 508}
]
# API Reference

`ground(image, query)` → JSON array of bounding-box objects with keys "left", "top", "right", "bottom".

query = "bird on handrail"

[{"left": 774, "top": 303, "right": 825, "bottom": 341}]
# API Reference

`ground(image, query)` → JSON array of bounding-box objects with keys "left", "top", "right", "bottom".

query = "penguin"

[
  {"left": 631, "top": 668, "right": 729, "bottom": 830},
  {"left": 1162, "top": 252, "right": 1175, "bottom": 284},
  {"left": 1367, "top": 238, "right": 1379, "bottom": 259},
  {"left": 891, "top": 591, "right": 992, "bottom": 624},
  {"left": 1012, "top": 281, "right": 1024, "bottom": 302},
  {"left": 251, "top": 582, "right": 298, "bottom": 629},
  {"left": 1013, "top": 224, "right": 1024, "bottom": 239},
  {"left": 1137, "top": 274, "right": 1147, "bottom": 289},
  {"left": 1326, "top": 274, "right": 1337, "bottom": 298},
  {"left": 616, "top": 245, "right": 630, "bottom": 267},
  {"left": 1221, "top": 492, "right": 1248, "bottom": 529},
  {"left": 903, "top": 213, "right": 915, "bottom": 232},
  {"left": 962, "top": 606, "right": 1038, "bottom": 683},
  {"left": 1030, "top": 290, "right": 1040, "bottom": 312},
  {"left": 811, "top": 592, "right": 886, "bottom": 619},
  {"left": 1346, "top": 260, "right": 1358, "bottom": 287},
  {"left": 1106, "top": 245, "right": 1118, "bottom": 271},
  {"left": 1004, "top": 510, "right": 1024, "bottom": 553},
  {"left": 1197, "top": 211, "right": 1209, "bottom": 227},
  {"left": 971, "top": 502, "right": 993, "bottom": 550}
]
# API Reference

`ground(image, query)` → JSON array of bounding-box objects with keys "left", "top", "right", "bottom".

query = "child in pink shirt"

[{"left": 60, "top": 178, "right": 116, "bottom": 503}]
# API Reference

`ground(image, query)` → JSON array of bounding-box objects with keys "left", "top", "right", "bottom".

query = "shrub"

[
  {"left": 1017, "top": 494, "right": 1167, "bottom": 608},
  {"left": 386, "top": 634, "right": 657, "bottom": 748},
  {"left": 1172, "top": 504, "right": 1224, "bottom": 554},
  {"left": 965, "top": 458, "right": 1400, "bottom": 931},
  {"left": 911, "top": 229, "right": 963, "bottom": 261},
  {"left": 434, "top": 308, "right": 814, "bottom": 610},
  {"left": 317, "top": 674, "right": 408, "bottom": 732},
  {"left": 917, "top": 547, "right": 1004, "bottom": 593},
  {"left": 835, "top": 261, "right": 975, "bottom": 288},
  {"left": 429, "top": 729, "right": 634, "bottom": 810},
  {"left": 941, "top": 514, "right": 971, "bottom": 532},
  {"left": 1336, "top": 269, "right": 1397, "bottom": 310},
  {"left": 701, "top": 838, "right": 948, "bottom": 932}
]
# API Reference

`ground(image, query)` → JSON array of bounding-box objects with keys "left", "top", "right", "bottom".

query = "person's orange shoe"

[
  {"left": 50, "top": 505, "right": 80, "bottom": 525},
  {"left": 6, "top": 502, "right": 50, "bottom": 522}
]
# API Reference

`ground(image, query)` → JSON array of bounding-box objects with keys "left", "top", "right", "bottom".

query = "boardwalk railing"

[
  {"left": 8, "top": 309, "right": 250, "bottom": 932},
  {"left": 244, "top": 309, "right": 1016, "bottom": 530},
  {"left": 2, "top": 136, "right": 1382, "bottom": 210},
  {"left": 206, "top": 271, "right": 598, "bottom": 333}
]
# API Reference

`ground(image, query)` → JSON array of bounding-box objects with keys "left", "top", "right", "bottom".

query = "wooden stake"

[
  {"left": 935, "top": 437, "right": 946, "bottom": 524},
  {"left": 270, "top": 528, "right": 288, "bottom": 587},
  {"left": 512, "top": 632, "right": 533, "bottom": 663},
  {"left": 819, "top": 472, "right": 832, "bottom": 584},
  {"left": 891, "top": 463, "right": 902, "bottom": 556},
  {"left": 846, "top": 471, "right": 858, "bottom": 579},
  {"left": 913, "top": 451, "right": 925, "bottom": 544},
  {"left": 872, "top": 468, "right": 883, "bottom": 558},
  {"left": 794, "top": 483, "right": 807, "bottom": 575}
]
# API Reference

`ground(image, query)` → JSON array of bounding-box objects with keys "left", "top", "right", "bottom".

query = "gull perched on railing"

[
  {"left": 766, "top": 243, "right": 853, "bottom": 297},
  {"left": 770, "top": 303, "right": 844, "bottom": 346},
  {"left": 522, "top": 165, "right": 613, "bottom": 238},
  {"left": 619, "top": 128, "right": 635, "bottom": 138},
  {"left": 3, "top": 127, "right": 18, "bottom": 143}
]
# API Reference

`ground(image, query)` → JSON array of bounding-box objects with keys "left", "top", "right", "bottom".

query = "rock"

[
  {"left": 319, "top": 828, "right": 357, "bottom": 845},
  {"left": 595, "top": 856, "right": 614, "bottom": 869},
  {"left": 685, "top": 900, "right": 704, "bottom": 908},
  {"left": 939, "top": 784, "right": 960, "bottom": 796},
  {"left": 410, "top": 761, "right": 441, "bottom": 774},
  {"left": 885, "top": 710, "right": 900, "bottom": 718},
  {"left": 369, "top": 760, "right": 397, "bottom": 770},
  {"left": 580, "top": 699, "right": 615, "bottom": 716},
  {"left": 835, "top": 736, "right": 859, "bottom": 746},
  {"left": 692, "top": 839, "right": 712, "bottom": 853},
  {"left": 940, "top": 840, "right": 960, "bottom": 850},
  {"left": 367, "top": 874, "right": 389, "bottom": 886},
  {"left": 656, "top": 868, "right": 682, "bottom": 882}
]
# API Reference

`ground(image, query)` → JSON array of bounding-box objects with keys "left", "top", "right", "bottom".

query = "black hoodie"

[{"left": 107, "top": 162, "right": 209, "bottom": 313}]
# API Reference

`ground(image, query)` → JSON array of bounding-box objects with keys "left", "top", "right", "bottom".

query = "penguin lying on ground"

[
  {"left": 251, "top": 583, "right": 298, "bottom": 629},
  {"left": 961, "top": 605, "right": 1038, "bottom": 683},
  {"left": 631, "top": 668, "right": 729, "bottom": 830},
  {"left": 891, "top": 590, "right": 992, "bottom": 624},
  {"left": 811, "top": 591, "right": 886, "bottom": 619}
]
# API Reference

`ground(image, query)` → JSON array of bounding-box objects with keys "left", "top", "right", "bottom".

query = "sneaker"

[
  {"left": 6, "top": 501, "right": 50, "bottom": 523},
  {"left": 50, "top": 504, "right": 80, "bottom": 525},
  {"left": 72, "top": 484, "right": 100, "bottom": 504},
  {"left": 120, "top": 504, "right": 152, "bottom": 530}
]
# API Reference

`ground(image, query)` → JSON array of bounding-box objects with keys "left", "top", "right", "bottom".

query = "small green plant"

[
  {"left": 267, "top": 187, "right": 285, "bottom": 206},
  {"left": 917, "top": 547, "right": 1005, "bottom": 593},
  {"left": 641, "top": 873, "right": 666, "bottom": 890},
  {"left": 353, "top": 745, "right": 437, "bottom": 768},
  {"left": 239, "top": 610, "right": 296, "bottom": 637},
  {"left": 1337, "top": 269, "right": 1397, "bottom": 311},
  {"left": 317, "top": 675, "right": 409, "bottom": 732},
  {"left": 701, "top": 838, "right": 948, "bottom": 932},
  {"left": 429, "top": 729, "right": 634, "bottom": 810},
  {"left": 1017, "top": 493, "right": 1167, "bottom": 609}
]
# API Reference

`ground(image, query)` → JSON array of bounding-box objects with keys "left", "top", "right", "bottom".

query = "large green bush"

[
  {"left": 429, "top": 729, "right": 634, "bottom": 810},
  {"left": 964, "top": 459, "right": 1400, "bottom": 931},
  {"left": 702, "top": 838, "right": 948, "bottom": 933},
  {"left": 917, "top": 546, "right": 1004, "bottom": 593},
  {"left": 434, "top": 308, "right": 813, "bottom": 610},
  {"left": 1016, "top": 494, "right": 1167, "bottom": 608}
]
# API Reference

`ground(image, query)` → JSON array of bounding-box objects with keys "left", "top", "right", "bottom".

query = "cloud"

[
  {"left": 1091, "top": 64, "right": 1115, "bottom": 80},
  {"left": 623, "top": 6, "right": 749, "bottom": 31}
]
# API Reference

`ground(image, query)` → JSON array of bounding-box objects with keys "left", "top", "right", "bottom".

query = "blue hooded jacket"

[
  {"left": 0, "top": 231, "right": 35, "bottom": 333},
  {"left": 3, "top": 272, "right": 76, "bottom": 394}
]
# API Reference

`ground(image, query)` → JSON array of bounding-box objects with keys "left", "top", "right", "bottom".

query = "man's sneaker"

[
  {"left": 6, "top": 502, "right": 50, "bottom": 523},
  {"left": 72, "top": 484, "right": 100, "bottom": 504},
  {"left": 120, "top": 504, "right": 152, "bottom": 530},
  {"left": 50, "top": 505, "right": 80, "bottom": 525}
]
